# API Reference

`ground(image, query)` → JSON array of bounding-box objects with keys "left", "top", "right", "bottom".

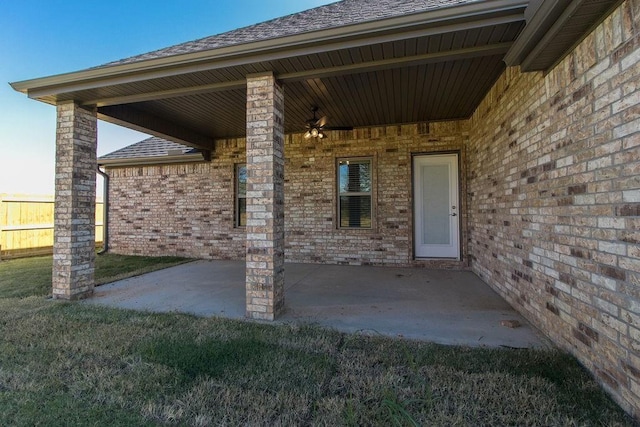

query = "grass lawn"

[
  {"left": 0, "top": 256, "right": 635, "bottom": 426},
  {"left": 0, "top": 253, "right": 190, "bottom": 298}
]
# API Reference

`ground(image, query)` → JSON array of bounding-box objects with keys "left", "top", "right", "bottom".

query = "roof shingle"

[
  {"left": 102, "top": 0, "right": 475, "bottom": 67},
  {"left": 99, "top": 137, "right": 199, "bottom": 161}
]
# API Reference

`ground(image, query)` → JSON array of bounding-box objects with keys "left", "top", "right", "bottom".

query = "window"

[
  {"left": 236, "top": 164, "right": 247, "bottom": 227},
  {"left": 337, "top": 158, "right": 372, "bottom": 228}
]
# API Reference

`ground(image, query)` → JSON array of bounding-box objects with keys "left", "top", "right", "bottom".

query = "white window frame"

[
  {"left": 337, "top": 157, "right": 373, "bottom": 229},
  {"left": 236, "top": 163, "right": 246, "bottom": 228}
]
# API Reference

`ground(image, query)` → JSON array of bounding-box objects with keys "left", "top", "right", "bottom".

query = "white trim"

[{"left": 413, "top": 154, "right": 460, "bottom": 259}]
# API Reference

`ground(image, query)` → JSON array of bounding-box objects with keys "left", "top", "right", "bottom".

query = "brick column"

[
  {"left": 245, "top": 72, "right": 285, "bottom": 320},
  {"left": 52, "top": 102, "right": 97, "bottom": 300}
]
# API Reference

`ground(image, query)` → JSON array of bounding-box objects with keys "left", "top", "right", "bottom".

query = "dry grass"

[
  {"left": 0, "top": 253, "right": 190, "bottom": 298},
  {"left": 0, "top": 256, "right": 635, "bottom": 426},
  {"left": 0, "top": 299, "right": 634, "bottom": 426}
]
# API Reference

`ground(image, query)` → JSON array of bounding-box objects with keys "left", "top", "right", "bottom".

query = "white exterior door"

[{"left": 414, "top": 154, "right": 460, "bottom": 259}]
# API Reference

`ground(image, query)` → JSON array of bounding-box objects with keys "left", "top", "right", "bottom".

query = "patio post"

[
  {"left": 52, "top": 101, "right": 97, "bottom": 299},
  {"left": 245, "top": 72, "right": 285, "bottom": 320}
]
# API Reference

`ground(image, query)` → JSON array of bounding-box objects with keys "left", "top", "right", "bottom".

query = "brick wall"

[
  {"left": 106, "top": 121, "right": 469, "bottom": 268},
  {"left": 104, "top": 0, "right": 639, "bottom": 415},
  {"left": 107, "top": 158, "right": 246, "bottom": 260},
  {"left": 468, "top": 0, "right": 640, "bottom": 416},
  {"left": 285, "top": 122, "right": 469, "bottom": 267}
]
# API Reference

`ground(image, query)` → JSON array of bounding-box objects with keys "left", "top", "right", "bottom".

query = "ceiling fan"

[{"left": 303, "top": 107, "right": 353, "bottom": 139}]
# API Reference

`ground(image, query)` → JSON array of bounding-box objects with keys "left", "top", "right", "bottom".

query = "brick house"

[{"left": 11, "top": 0, "right": 640, "bottom": 417}]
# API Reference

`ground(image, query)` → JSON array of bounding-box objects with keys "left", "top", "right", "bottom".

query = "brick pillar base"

[
  {"left": 245, "top": 72, "right": 285, "bottom": 320},
  {"left": 52, "top": 102, "right": 97, "bottom": 300}
]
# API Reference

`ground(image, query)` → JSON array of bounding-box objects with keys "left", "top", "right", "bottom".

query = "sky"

[{"left": 0, "top": 0, "right": 333, "bottom": 195}]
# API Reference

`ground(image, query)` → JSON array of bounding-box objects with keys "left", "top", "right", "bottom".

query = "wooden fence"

[{"left": 0, "top": 194, "right": 103, "bottom": 259}]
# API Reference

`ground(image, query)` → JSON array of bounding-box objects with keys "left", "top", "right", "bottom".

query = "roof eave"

[
  {"left": 98, "top": 153, "right": 204, "bottom": 167},
  {"left": 505, "top": 0, "right": 624, "bottom": 71},
  {"left": 11, "top": 0, "right": 528, "bottom": 101},
  {"left": 504, "top": 0, "right": 570, "bottom": 66}
]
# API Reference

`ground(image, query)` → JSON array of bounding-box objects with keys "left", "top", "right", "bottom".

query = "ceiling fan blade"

[
  {"left": 316, "top": 115, "right": 329, "bottom": 127},
  {"left": 324, "top": 126, "right": 354, "bottom": 131}
]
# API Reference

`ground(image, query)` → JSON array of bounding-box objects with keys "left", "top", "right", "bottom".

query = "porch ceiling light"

[
  {"left": 302, "top": 106, "right": 353, "bottom": 139},
  {"left": 304, "top": 125, "right": 323, "bottom": 139},
  {"left": 304, "top": 127, "right": 325, "bottom": 139}
]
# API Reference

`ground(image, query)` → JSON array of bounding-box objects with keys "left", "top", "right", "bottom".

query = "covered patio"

[
  {"left": 86, "top": 261, "right": 546, "bottom": 348},
  {"left": 10, "top": 0, "right": 623, "bottom": 319},
  {"left": 11, "top": 0, "right": 640, "bottom": 415},
  {"left": 11, "top": 0, "right": 538, "bottom": 319}
]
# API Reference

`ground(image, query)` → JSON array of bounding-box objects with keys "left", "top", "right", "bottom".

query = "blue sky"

[{"left": 0, "top": 0, "right": 333, "bottom": 195}]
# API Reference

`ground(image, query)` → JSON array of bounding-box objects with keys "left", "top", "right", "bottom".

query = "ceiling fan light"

[
  {"left": 318, "top": 131, "right": 326, "bottom": 139},
  {"left": 311, "top": 128, "right": 319, "bottom": 137},
  {"left": 304, "top": 130, "right": 312, "bottom": 139}
]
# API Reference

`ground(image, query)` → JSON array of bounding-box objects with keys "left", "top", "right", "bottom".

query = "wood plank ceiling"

[
  {"left": 14, "top": 0, "right": 625, "bottom": 149},
  {"left": 71, "top": 21, "right": 525, "bottom": 142},
  {"left": 15, "top": 15, "right": 510, "bottom": 148}
]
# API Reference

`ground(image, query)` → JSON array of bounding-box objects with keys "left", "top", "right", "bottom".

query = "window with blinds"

[
  {"left": 236, "top": 164, "right": 246, "bottom": 227},
  {"left": 337, "top": 158, "right": 372, "bottom": 228}
]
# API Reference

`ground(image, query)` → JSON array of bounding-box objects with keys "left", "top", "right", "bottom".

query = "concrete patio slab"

[{"left": 86, "top": 260, "right": 548, "bottom": 348}]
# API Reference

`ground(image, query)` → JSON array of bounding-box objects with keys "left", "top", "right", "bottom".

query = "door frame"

[{"left": 412, "top": 151, "right": 462, "bottom": 260}]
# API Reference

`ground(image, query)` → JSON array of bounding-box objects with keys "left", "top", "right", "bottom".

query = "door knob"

[{"left": 451, "top": 213, "right": 457, "bottom": 216}]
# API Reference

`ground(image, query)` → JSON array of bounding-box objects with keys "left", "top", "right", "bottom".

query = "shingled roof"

[
  {"left": 99, "top": 137, "right": 202, "bottom": 165},
  {"left": 13, "top": 0, "right": 620, "bottom": 153},
  {"left": 102, "top": 0, "right": 475, "bottom": 67}
]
